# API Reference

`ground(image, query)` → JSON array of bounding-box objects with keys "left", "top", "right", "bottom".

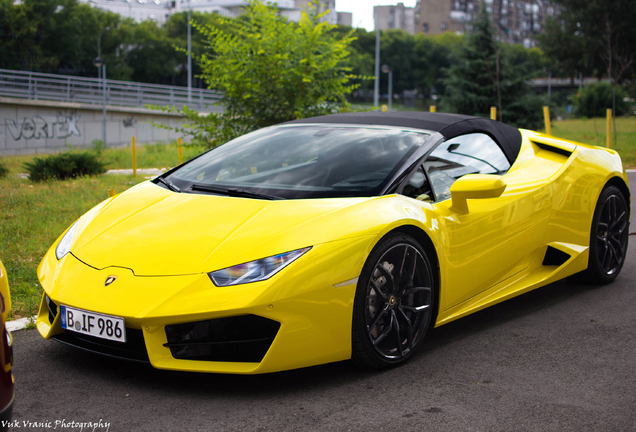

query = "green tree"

[
  {"left": 442, "top": 2, "right": 543, "bottom": 129},
  {"left": 540, "top": 0, "right": 635, "bottom": 146},
  {"left": 539, "top": 0, "right": 636, "bottom": 83},
  {"left": 378, "top": 30, "right": 418, "bottom": 97},
  {"left": 330, "top": 27, "right": 462, "bottom": 103},
  {"left": 0, "top": 0, "right": 30, "bottom": 69},
  {"left": 414, "top": 31, "right": 463, "bottom": 99},
  {"left": 110, "top": 19, "right": 182, "bottom": 84},
  {"left": 330, "top": 26, "right": 374, "bottom": 98},
  {"left": 161, "top": 0, "right": 359, "bottom": 147},
  {"left": 0, "top": 0, "right": 119, "bottom": 74},
  {"left": 162, "top": 11, "right": 229, "bottom": 87}
]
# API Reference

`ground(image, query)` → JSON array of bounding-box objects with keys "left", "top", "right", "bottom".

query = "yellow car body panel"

[
  {"left": 0, "top": 261, "right": 10, "bottom": 324},
  {"left": 36, "top": 126, "right": 630, "bottom": 374}
]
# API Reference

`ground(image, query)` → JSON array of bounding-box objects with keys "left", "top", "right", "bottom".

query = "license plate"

[{"left": 60, "top": 305, "right": 126, "bottom": 343}]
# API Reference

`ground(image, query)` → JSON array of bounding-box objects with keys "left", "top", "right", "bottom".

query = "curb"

[
  {"left": 107, "top": 168, "right": 167, "bottom": 176},
  {"left": 17, "top": 168, "right": 168, "bottom": 179},
  {"left": 6, "top": 316, "right": 36, "bottom": 332}
]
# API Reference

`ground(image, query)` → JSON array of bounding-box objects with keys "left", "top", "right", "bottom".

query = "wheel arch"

[
  {"left": 384, "top": 224, "right": 441, "bottom": 324},
  {"left": 605, "top": 175, "right": 631, "bottom": 219}
]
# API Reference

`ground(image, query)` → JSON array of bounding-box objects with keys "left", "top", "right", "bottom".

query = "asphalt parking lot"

[{"left": 7, "top": 172, "right": 636, "bottom": 432}]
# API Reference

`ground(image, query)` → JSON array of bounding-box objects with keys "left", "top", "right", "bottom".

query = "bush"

[
  {"left": 0, "top": 160, "right": 8, "bottom": 179},
  {"left": 574, "top": 82, "right": 629, "bottom": 118},
  {"left": 91, "top": 139, "right": 105, "bottom": 156},
  {"left": 23, "top": 152, "right": 107, "bottom": 182}
]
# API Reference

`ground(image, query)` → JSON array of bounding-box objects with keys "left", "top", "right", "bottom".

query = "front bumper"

[{"left": 37, "top": 237, "right": 372, "bottom": 374}]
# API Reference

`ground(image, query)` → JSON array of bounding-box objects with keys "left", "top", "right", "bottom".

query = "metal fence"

[{"left": 0, "top": 68, "right": 222, "bottom": 111}]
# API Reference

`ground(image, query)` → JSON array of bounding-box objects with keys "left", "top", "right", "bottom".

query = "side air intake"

[
  {"left": 531, "top": 136, "right": 576, "bottom": 158},
  {"left": 542, "top": 246, "right": 571, "bottom": 266},
  {"left": 533, "top": 142, "right": 573, "bottom": 158}
]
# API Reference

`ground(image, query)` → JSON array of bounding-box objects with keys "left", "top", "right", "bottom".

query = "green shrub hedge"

[
  {"left": 0, "top": 160, "right": 8, "bottom": 179},
  {"left": 574, "top": 82, "right": 630, "bottom": 118},
  {"left": 23, "top": 151, "right": 107, "bottom": 182}
]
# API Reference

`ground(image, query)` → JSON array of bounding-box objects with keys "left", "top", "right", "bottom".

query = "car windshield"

[{"left": 166, "top": 125, "right": 430, "bottom": 199}]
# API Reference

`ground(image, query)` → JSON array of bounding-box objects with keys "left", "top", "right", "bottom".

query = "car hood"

[{"left": 71, "top": 182, "right": 372, "bottom": 276}]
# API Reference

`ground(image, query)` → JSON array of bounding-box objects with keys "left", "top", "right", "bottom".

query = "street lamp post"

[
  {"left": 94, "top": 26, "right": 110, "bottom": 147},
  {"left": 187, "top": 0, "right": 192, "bottom": 104},
  {"left": 373, "top": 12, "right": 380, "bottom": 108},
  {"left": 382, "top": 65, "right": 393, "bottom": 111},
  {"left": 543, "top": 67, "right": 552, "bottom": 102}
]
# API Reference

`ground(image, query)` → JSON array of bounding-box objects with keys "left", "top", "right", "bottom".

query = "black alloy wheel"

[
  {"left": 585, "top": 185, "right": 629, "bottom": 284},
  {"left": 352, "top": 233, "right": 435, "bottom": 369}
]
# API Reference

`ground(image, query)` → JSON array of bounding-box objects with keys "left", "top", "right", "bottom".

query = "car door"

[{"left": 400, "top": 133, "right": 554, "bottom": 311}]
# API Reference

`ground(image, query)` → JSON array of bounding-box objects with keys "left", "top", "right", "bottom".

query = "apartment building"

[
  {"left": 415, "top": 0, "right": 559, "bottom": 47},
  {"left": 374, "top": 3, "right": 416, "bottom": 34},
  {"left": 337, "top": 11, "right": 353, "bottom": 27},
  {"left": 82, "top": 0, "right": 338, "bottom": 25},
  {"left": 82, "top": 0, "right": 175, "bottom": 24}
]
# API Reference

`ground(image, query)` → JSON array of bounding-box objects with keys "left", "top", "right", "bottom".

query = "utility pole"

[
  {"left": 373, "top": 9, "right": 380, "bottom": 108},
  {"left": 94, "top": 26, "right": 110, "bottom": 147},
  {"left": 382, "top": 65, "right": 393, "bottom": 111},
  {"left": 187, "top": 0, "right": 192, "bottom": 104}
]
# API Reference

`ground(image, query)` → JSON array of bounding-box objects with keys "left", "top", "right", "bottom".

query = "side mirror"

[{"left": 449, "top": 174, "right": 506, "bottom": 214}]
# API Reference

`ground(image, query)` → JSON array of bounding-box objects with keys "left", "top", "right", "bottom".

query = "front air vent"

[
  {"left": 164, "top": 315, "right": 281, "bottom": 363},
  {"left": 46, "top": 294, "right": 58, "bottom": 324},
  {"left": 542, "top": 246, "right": 571, "bottom": 266}
]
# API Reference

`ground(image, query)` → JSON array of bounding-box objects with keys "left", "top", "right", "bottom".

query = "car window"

[
  {"left": 399, "top": 165, "right": 434, "bottom": 202},
  {"left": 168, "top": 126, "right": 430, "bottom": 199},
  {"left": 424, "top": 133, "right": 510, "bottom": 202}
]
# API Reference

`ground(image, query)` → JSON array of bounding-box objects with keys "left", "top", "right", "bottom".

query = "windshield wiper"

[
  {"left": 190, "top": 183, "right": 283, "bottom": 200},
  {"left": 155, "top": 176, "right": 181, "bottom": 193}
]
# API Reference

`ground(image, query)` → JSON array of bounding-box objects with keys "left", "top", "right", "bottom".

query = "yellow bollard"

[
  {"left": 177, "top": 137, "right": 183, "bottom": 164},
  {"left": 606, "top": 109, "right": 612, "bottom": 149},
  {"left": 132, "top": 136, "right": 137, "bottom": 178},
  {"left": 543, "top": 106, "right": 551, "bottom": 135},
  {"left": 429, "top": 105, "right": 436, "bottom": 113},
  {"left": 107, "top": 189, "right": 116, "bottom": 198},
  {"left": 381, "top": 105, "right": 388, "bottom": 112},
  {"left": 490, "top": 106, "right": 497, "bottom": 120}
]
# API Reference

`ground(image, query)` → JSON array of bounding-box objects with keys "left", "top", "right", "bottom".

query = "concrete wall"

[{"left": 0, "top": 97, "right": 193, "bottom": 155}]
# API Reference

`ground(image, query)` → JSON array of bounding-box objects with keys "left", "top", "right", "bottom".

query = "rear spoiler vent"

[
  {"left": 542, "top": 246, "right": 571, "bottom": 266},
  {"left": 531, "top": 136, "right": 576, "bottom": 158}
]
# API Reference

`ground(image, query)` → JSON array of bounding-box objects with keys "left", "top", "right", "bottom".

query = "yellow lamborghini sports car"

[{"left": 36, "top": 112, "right": 630, "bottom": 374}]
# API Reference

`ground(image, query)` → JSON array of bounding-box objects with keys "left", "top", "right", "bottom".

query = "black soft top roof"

[{"left": 285, "top": 112, "right": 522, "bottom": 164}]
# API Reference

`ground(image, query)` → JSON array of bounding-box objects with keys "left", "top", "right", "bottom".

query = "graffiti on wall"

[
  {"left": 4, "top": 113, "right": 81, "bottom": 141},
  {"left": 122, "top": 116, "right": 136, "bottom": 128}
]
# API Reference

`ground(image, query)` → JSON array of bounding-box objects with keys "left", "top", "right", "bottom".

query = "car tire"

[
  {"left": 582, "top": 185, "right": 629, "bottom": 284},
  {"left": 351, "top": 233, "right": 436, "bottom": 369}
]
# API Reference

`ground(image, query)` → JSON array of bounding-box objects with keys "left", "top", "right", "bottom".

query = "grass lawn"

[
  {"left": 0, "top": 116, "right": 634, "bottom": 320},
  {"left": 547, "top": 117, "right": 636, "bottom": 168}
]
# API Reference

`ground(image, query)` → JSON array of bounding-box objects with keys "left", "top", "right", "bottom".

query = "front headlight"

[
  {"left": 55, "top": 222, "right": 78, "bottom": 260},
  {"left": 209, "top": 247, "right": 311, "bottom": 287}
]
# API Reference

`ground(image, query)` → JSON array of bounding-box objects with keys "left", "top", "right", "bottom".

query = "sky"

[{"left": 335, "top": 0, "right": 418, "bottom": 31}]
